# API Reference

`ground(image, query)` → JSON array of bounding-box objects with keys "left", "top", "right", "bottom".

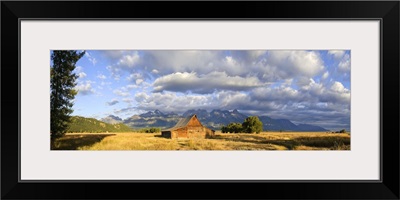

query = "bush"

[
  {"left": 336, "top": 129, "right": 346, "bottom": 133},
  {"left": 242, "top": 116, "right": 263, "bottom": 134},
  {"left": 221, "top": 123, "right": 243, "bottom": 133},
  {"left": 139, "top": 127, "right": 161, "bottom": 133}
]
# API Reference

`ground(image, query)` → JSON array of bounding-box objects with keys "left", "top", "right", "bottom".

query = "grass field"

[{"left": 51, "top": 131, "right": 350, "bottom": 150}]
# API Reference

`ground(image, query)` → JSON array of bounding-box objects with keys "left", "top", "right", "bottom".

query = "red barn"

[{"left": 161, "top": 115, "right": 215, "bottom": 139}]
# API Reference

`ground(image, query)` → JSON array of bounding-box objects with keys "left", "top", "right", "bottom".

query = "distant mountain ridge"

[
  {"left": 100, "top": 115, "right": 123, "bottom": 124},
  {"left": 101, "top": 109, "right": 328, "bottom": 132}
]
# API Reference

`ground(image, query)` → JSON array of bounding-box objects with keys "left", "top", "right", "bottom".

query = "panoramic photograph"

[{"left": 50, "top": 50, "right": 351, "bottom": 150}]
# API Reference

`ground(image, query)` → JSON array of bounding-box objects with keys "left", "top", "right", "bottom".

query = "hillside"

[{"left": 67, "top": 116, "right": 133, "bottom": 133}]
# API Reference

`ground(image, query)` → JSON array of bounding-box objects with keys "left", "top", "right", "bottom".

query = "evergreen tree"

[
  {"left": 50, "top": 50, "right": 85, "bottom": 139},
  {"left": 242, "top": 116, "right": 263, "bottom": 134}
]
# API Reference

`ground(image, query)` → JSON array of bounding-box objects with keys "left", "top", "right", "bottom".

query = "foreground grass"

[{"left": 52, "top": 132, "right": 350, "bottom": 150}]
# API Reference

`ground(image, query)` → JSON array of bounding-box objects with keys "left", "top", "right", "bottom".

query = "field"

[{"left": 51, "top": 131, "right": 350, "bottom": 150}]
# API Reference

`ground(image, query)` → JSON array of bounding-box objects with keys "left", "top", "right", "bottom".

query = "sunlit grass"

[{"left": 52, "top": 131, "right": 350, "bottom": 150}]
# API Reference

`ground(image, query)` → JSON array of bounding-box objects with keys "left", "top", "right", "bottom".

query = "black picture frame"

[{"left": 1, "top": 1, "right": 399, "bottom": 199}]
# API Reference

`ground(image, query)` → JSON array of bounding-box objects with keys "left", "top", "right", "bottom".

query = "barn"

[{"left": 161, "top": 115, "right": 215, "bottom": 139}]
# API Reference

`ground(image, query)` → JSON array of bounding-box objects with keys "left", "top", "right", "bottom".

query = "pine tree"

[{"left": 50, "top": 50, "right": 85, "bottom": 139}]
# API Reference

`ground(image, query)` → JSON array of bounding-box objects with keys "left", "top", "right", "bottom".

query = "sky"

[{"left": 59, "top": 50, "right": 351, "bottom": 130}]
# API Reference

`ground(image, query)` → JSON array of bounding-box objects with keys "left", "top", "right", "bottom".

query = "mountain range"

[{"left": 101, "top": 109, "right": 328, "bottom": 132}]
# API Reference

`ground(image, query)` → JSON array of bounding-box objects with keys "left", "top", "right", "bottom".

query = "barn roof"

[{"left": 162, "top": 114, "right": 202, "bottom": 131}]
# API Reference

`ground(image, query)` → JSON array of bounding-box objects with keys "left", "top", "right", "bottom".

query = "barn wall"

[
  {"left": 171, "top": 127, "right": 187, "bottom": 138},
  {"left": 187, "top": 127, "right": 206, "bottom": 138},
  {"left": 187, "top": 117, "right": 202, "bottom": 127}
]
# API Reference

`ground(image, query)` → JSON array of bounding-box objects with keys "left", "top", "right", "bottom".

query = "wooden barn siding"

[
  {"left": 187, "top": 127, "right": 206, "bottom": 138},
  {"left": 187, "top": 117, "right": 202, "bottom": 127}
]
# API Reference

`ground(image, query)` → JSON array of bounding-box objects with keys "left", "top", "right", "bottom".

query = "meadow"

[{"left": 51, "top": 131, "right": 350, "bottom": 150}]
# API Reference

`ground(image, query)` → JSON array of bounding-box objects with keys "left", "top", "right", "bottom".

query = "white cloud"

[
  {"left": 122, "top": 98, "right": 134, "bottom": 104},
  {"left": 127, "top": 73, "right": 143, "bottom": 83},
  {"left": 153, "top": 71, "right": 265, "bottom": 94},
  {"left": 77, "top": 72, "right": 87, "bottom": 79},
  {"left": 146, "top": 50, "right": 221, "bottom": 74},
  {"left": 85, "top": 52, "right": 97, "bottom": 65},
  {"left": 252, "top": 86, "right": 301, "bottom": 101},
  {"left": 338, "top": 54, "right": 351, "bottom": 72},
  {"left": 215, "top": 90, "right": 252, "bottom": 108},
  {"left": 266, "top": 51, "right": 325, "bottom": 79},
  {"left": 75, "top": 80, "right": 95, "bottom": 95},
  {"left": 322, "top": 71, "right": 329, "bottom": 79},
  {"left": 136, "top": 79, "right": 144, "bottom": 85},
  {"left": 97, "top": 74, "right": 106, "bottom": 80},
  {"left": 134, "top": 91, "right": 217, "bottom": 113},
  {"left": 102, "top": 50, "right": 326, "bottom": 86},
  {"left": 127, "top": 84, "right": 138, "bottom": 90},
  {"left": 75, "top": 66, "right": 83, "bottom": 73},
  {"left": 113, "top": 89, "right": 130, "bottom": 97},
  {"left": 117, "top": 51, "right": 140, "bottom": 68},
  {"left": 328, "top": 50, "right": 345, "bottom": 60},
  {"left": 106, "top": 51, "right": 140, "bottom": 80},
  {"left": 106, "top": 65, "right": 121, "bottom": 80}
]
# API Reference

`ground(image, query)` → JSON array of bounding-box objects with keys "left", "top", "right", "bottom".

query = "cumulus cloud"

[
  {"left": 113, "top": 88, "right": 130, "bottom": 97},
  {"left": 144, "top": 50, "right": 222, "bottom": 75},
  {"left": 266, "top": 51, "right": 325, "bottom": 79},
  {"left": 106, "top": 99, "right": 119, "bottom": 106},
  {"left": 134, "top": 91, "right": 217, "bottom": 113},
  {"left": 117, "top": 52, "right": 140, "bottom": 68},
  {"left": 127, "top": 73, "right": 143, "bottom": 83},
  {"left": 102, "top": 50, "right": 326, "bottom": 85},
  {"left": 245, "top": 78, "right": 350, "bottom": 129},
  {"left": 77, "top": 72, "right": 87, "bottom": 79},
  {"left": 122, "top": 98, "right": 134, "bottom": 104},
  {"left": 153, "top": 71, "right": 266, "bottom": 94},
  {"left": 328, "top": 50, "right": 346, "bottom": 60},
  {"left": 338, "top": 54, "right": 351, "bottom": 72},
  {"left": 75, "top": 80, "right": 95, "bottom": 95},
  {"left": 251, "top": 86, "right": 301, "bottom": 102},
  {"left": 106, "top": 51, "right": 140, "bottom": 79},
  {"left": 74, "top": 66, "right": 86, "bottom": 79},
  {"left": 322, "top": 71, "right": 329, "bottom": 80}
]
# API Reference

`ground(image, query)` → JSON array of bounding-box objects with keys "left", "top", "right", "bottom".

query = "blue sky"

[{"left": 59, "top": 50, "right": 351, "bottom": 130}]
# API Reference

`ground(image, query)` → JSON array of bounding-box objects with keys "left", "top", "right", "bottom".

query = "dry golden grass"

[{"left": 52, "top": 131, "right": 350, "bottom": 151}]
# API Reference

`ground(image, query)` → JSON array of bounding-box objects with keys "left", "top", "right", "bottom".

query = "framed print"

[{"left": 2, "top": 1, "right": 399, "bottom": 200}]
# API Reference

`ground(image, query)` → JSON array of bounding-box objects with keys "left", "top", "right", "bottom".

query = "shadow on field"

[
  {"left": 211, "top": 134, "right": 269, "bottom": 144},
  {"left": 51, "top": 134, "right": 116, "bottom": 150},
  {"left": 211, "top": 135, "right": 350, "bottom": 150}
]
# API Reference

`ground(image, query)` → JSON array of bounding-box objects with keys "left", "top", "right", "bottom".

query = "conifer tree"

[{"left": 50, "top": 50, "right": 84, "bottom": 139}]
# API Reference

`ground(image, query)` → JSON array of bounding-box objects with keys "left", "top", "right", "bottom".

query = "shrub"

[
  {"left": 221, "top": 123, "right": 243, "bottom": 133},
  {"left": 242, "top": 116, "right": 263, "bottom": 134}
]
